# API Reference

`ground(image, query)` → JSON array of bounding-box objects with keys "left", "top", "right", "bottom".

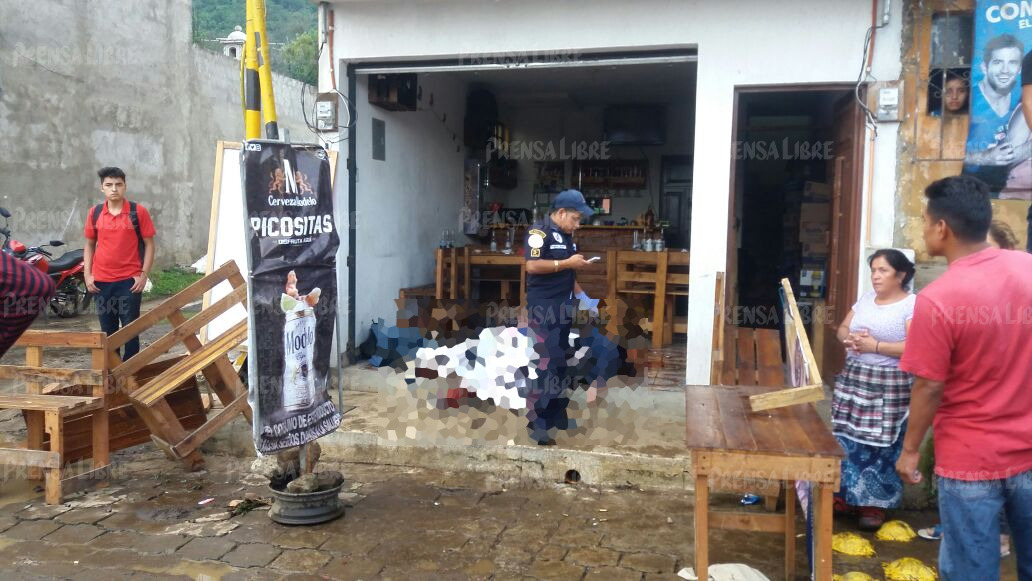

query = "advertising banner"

[
  {"left": 963, "top": 2, "right": 1032, "bottom": 199},
  {"left": 241, "top": 140, "right": 342, "bottom": 453}
]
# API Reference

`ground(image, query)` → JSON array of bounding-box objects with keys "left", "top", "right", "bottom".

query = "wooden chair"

[
  {"left": 609, "top": 250, "right": 689, "bottom": 348},
  {"left": 0, "top": 331, "right": 109, "bottom": 504},
  {"left": 435, "top": 247, "right": 471, "bottom": 299},
  {"left": 399, "top": 284, "right": 436, "bottom": 301},
  {"left": 110, "top": 261, "right": 253, "bottom": 471}
]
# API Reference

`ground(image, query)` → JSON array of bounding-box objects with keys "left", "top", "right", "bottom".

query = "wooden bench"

[
  {"left": 110, "top": 261, "right": 252, "bottom": 471},
  {"left": 0, "top": 331, "right": 110, "bottom": 504}
]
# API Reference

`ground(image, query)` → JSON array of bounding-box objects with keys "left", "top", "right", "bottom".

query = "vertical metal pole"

[
  {"left": 254, "top": 0, "right": 279, "bottom": 139},
  {"left": 243, "top": 0, "right": 261, "bottom": 140}
]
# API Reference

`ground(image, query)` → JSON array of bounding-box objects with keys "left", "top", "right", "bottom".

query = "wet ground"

[
  {"left": 0, "top": 446, "right": 984, "bottom": 581},
  {"left": 0, "top": 306, "right": 1020, "bottom": 579}
]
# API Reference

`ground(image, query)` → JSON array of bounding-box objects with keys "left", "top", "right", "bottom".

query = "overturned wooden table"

[{"left": 685, "top": 384, "right": 843, "bottom": 580}]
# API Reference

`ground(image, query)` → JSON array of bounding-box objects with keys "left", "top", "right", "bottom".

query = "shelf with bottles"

[{"left": 572, "top": 159, "right": 648, "bottom": 190}]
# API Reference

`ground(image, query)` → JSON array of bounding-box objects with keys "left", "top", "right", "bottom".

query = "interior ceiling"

[{"left": 429, "top": 61, "right": 697, "bottom": 107}]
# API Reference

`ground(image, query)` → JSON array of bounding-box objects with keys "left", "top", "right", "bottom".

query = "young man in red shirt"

[
  {"left": 896, "top": 175, "right": 1032, "bottom": 580},
  {"left": 84, "top": 167, "right": 156, "bottom": 361}
]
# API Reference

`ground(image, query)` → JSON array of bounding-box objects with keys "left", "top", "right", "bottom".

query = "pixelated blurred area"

[{"left": 348, "top": 297, "right": 686, "bottom": 452}]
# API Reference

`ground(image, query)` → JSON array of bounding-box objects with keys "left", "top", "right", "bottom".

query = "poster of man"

[{"left": 963, "top": 2, "right": 1032, "bottom": 200}]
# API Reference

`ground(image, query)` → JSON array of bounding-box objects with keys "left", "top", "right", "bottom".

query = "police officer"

[{"left": 523, "top": 190, "right": 598, "bottom": 444}]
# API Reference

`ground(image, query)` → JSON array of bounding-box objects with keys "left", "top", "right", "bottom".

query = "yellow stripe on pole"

[
  {"left": 254, "top": 0, "right": 279, "bottom": 140},
  {"left": 243, "top": 0, "right": 261, "bottom": 141}
]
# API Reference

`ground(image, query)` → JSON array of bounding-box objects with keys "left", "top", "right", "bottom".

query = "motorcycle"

[{"left": 0, "top": 206, "right": 91, "bottom": 318}]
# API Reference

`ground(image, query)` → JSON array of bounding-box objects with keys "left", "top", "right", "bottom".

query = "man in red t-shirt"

[
  {"left": 897, "top": 175, "right": 1032, "bottom": 579},
  {"left": 84, "top": 167, "right": 156, "bottom": 361}
]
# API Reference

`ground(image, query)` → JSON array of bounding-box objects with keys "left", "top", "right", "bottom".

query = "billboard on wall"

[
  {"left": 241, "top": 140, "right": 342, "bottom": 453},
  {"left": 962, "top": 1, "right": 1032, "bottom": 200}
]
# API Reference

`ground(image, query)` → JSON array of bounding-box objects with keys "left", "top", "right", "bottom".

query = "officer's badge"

[
  {"left": 528, "top": 229, "right": 545, "bottom": 249},
  {"left": 531, "top": 248, "right": 541, "bottom": 257},
  {"left": 552, "top": 232, "right": 563, "bottom": 243}
]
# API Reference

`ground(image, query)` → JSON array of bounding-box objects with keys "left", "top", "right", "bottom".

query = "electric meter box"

[{"left": 315, "top": 93, "right": 338, "bottom": 132}]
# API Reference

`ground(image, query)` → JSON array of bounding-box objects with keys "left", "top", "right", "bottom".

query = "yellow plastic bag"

[
  {"left": 883, "top": 557, "right": 938, "bottom": 581},
  {"left": 832, "top": 532, "right": 875, "bottom": 557},
  {"left": 875, "top": 520, "right": 917, "bottom": 542},
  {"left": 833, "top": 573, "right": 877, "bottom": 581}
]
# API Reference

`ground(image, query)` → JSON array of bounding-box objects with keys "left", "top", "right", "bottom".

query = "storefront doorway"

[{"left": 726, "top": 86, "right": 865, "bottom": 380}]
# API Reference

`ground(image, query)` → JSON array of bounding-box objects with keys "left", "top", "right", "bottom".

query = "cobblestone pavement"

[{"left": 0, "top": 445, "right": 988, "bottom": 580}]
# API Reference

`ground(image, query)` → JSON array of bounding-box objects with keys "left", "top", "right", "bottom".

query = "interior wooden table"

[
  {"left": 685, "top": 384, "right": 843, "bottom": 580},
  {"left": 469, "top": 251, "right": 527, "bottom": 305}
]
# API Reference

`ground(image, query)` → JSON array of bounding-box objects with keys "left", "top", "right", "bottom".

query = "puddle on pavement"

[
  {"left": 0, "top": 478, "right": 41, "bottom": 506},
  {"left": 132, "top": 560, "right": 234, "bottom": 580}
]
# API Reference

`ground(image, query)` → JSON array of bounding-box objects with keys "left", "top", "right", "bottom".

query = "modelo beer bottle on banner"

[
  {"left": 280, "top": 270, "right": 321, "bottom": 412},
  {"left": 281, "top": 306, "right": 316, "bottom": 411}
]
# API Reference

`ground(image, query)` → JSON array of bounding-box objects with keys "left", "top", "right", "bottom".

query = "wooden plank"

[
  {"left": 780, "top": 392, "right": 844, "bottom": 458},
  {"left": 784, "top": 479, "right": 796, "bottom": 581},
  {"left": 619, "top": 272, "right": 658, "bottom": 284},
  {"left": 171, "top": 392, "right": 249, "bottom": 458},
  {"left": 462, "top": 247, "right": 471, "bottom": 299},
  {"left": 754, "top": 328, "right": 784, "bottom": 386},
  {"left": 131, "top": 320, "right": 247, "bottom": 407},
  {"left": 166, "top": 311, "right": 252, "bottom": 424},
  {"left": 814, "top": 483, "right": 834, "bottom": 580},
  {"left": 449, "top": 248, "right": 458, "bottom": 299},
  {"left": 665, "top": 273, "right": 690, "bottom": 285},
  {"left": 16, "top": 331, "right": 105, "bottom": 349},
  {"left": 0, "top": 448, "right": 61, "bottom": 469},
  {"left": 44, "top": 411, "right": 62, "bottom": 504},
  {"left": 684, "top": 387, "right": 726, "bottom": 450},
  {"left": 709, "top": 511, "right": 786, "bottom": 534},
  {"left": 749, "top": 385, "right": 824, "bottom": 412},
  {"left": 112, "top": 284, "right": 247, "bottom": 380},
  {"left": 0, "top": 395, "right": 102, "bottom": 414},
  {"left": 435, "top": 248, "right": 445, "bottom": 299},
  {"left": 743, "top": 392, "right": 790, "bottom": 455},
  {"left": 668, "top": 251, "right": 690, "bottom": 265},
  {"left": 735, "top": 328, "right": 758, "bottom": 385},
  {"left": 781, "top": 278, "right": 822, "bottom": 386},
  {"left": 704, "top": 451, "right": 841, "bottom": 483},
  {"left": 0, "top": 366, "right": 104, "bottom": 386},
  {"left": 617, "top": 252, "right": 658, "bottom": 265},
  {"left": 24, "top": 345, "right": 44, "bottom": 481},
  {"left": 108, "top": 261, "right": 239, "bottom": 350},
  {"left": 694, "top": 474, "right": 709, "bottom": 581},
  {"left": 712, "top": 387, "right": 758, "bottom": 453},
  {"left": 606, "top": 250, "right": 617, "bottom": 301},
  {"left": 720, "top": 326, "right": 737, "bottom": 385},
  {"left": 651, "top": 251, "right": 669, "bottom": 349}
]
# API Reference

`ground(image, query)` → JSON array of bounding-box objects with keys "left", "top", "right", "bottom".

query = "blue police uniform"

[{"left": 523, "top": 191, "right": 592, "bottom": 443}]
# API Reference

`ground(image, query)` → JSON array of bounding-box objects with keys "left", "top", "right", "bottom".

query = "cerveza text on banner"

[{"left": 241, "top": 140, "right": 342, "bottom": 453}]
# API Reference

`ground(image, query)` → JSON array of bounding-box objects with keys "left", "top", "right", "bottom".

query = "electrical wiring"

[
  {"left": 299, "top": 37, "right": 355, "bottom": 145},
  {"left": 855, "top": 2, "right": 892, "bottom": 133}
]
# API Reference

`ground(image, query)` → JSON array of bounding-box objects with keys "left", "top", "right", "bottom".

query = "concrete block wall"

[{"left": 0, "top": 0, "right": 316, "bottom": 267}]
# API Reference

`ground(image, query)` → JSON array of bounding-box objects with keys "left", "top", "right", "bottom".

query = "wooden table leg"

[
  {"left": 814, "top": 482, "right": 834, "bottom": 580},
  {"left": 784, "top": 480, "right": 796, "bottom": 580},
  {"left": 694, "top": 473, "right": 709, "bottom": 580},
  {"left": 44, "top": 411, "right": 63, "bottom": 505}
]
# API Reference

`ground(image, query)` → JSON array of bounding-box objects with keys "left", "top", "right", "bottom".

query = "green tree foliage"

[
  {"left": 280, "top": 30, "right": 319, "bottom": 86},
  {"left": 192, "top": 0, "right": 317, "bottom": 84}
]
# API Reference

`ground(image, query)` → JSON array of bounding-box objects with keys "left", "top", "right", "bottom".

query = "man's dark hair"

[
  {"left": 97, "top": 166, "right": 126, "bottom": 182},
  {"left": 924, "top": 175, "right": 992, "bottom": 243},
  {"left": 983, "top": 34, "right": 1024, "bottom": 64},
  {"left": 868, "top": 249, "right": 916, "bottom": 290}
]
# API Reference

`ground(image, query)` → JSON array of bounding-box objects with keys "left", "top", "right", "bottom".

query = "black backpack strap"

[
  {"left": 129, "top": 201, "right": 145, "bottom": 264},
  {"left": 91, "top": 204, "right": 103, "bottom": 232}
]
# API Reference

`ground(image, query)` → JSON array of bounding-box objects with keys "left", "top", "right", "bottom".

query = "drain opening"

[{"left": 564, "top": 469, "right": 581, "bottom": 484}]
